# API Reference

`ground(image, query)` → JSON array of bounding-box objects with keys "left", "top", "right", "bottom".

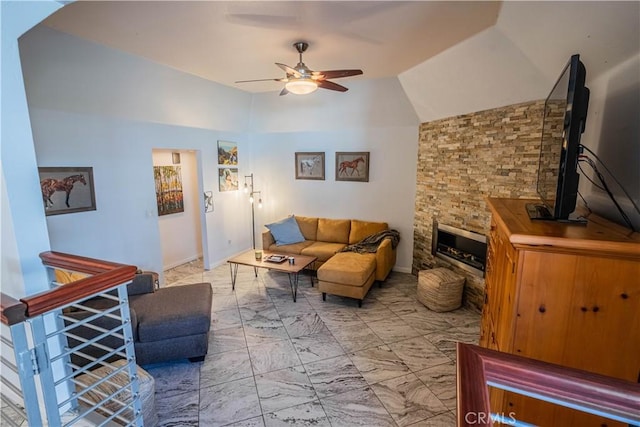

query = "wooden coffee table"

[{"left": 227, "top": 250, "right": 317, "bottom": 302}]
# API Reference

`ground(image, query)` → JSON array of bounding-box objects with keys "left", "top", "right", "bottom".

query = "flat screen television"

[{"left": 527, "top": 54, "right": 590, "bottom": 222}]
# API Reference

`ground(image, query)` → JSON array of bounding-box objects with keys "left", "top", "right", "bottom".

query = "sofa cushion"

[
  {"left": 130, "top": 283, "right": 212, "bottom": 343},
  {"left": 317, "top": 218, "right": 351, "bottom": 243},
  {"left": 317, "top": 252, "right": 376, "bottom": 286},
  {"left": 349, "top": 220, "right": 389, "bottom": 244},
  {"left": 267, "top": 240, "right": 314, "bottom": 255},
  {"left": 265, "top": 216, "right": 305, "bottom": 246},
  {"left": 301, "top": 242, "right": 347, "bottom": 262},
  {"left": 295, "top": 216, "right": 318, "bottom": 241}
]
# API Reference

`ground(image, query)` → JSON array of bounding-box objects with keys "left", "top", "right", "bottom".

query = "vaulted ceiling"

[
  {"left": 41, "top": 1, "right": 502, "bottom": 93},
  {"left": 39, "top": 1, "right": 639, "bottom": 122}
]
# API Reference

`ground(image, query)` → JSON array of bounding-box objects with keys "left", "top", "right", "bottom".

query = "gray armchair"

[{"left": 66, "top": 272, "right": 213, "bottom": 367}]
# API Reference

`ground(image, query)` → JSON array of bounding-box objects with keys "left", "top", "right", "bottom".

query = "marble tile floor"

[{"left": 148, "top": 262, "right": 481, "bottom": 427}]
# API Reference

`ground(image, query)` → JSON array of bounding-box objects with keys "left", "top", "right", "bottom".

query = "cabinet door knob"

[{"left": 538, "top": 305, "right": 546, "bottom": 313}]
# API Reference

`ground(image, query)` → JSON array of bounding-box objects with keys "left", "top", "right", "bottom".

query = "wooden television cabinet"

[{"left": 480, "top": 198, "right": 640, "bottom": 426}]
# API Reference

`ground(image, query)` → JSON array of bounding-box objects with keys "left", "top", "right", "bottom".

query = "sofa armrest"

[
  {"left": 127, "top": 272, "right": 158, "bottom": 296},
  {"left": 374, "top": 238, "right": 397, "bottom": 281},
  {"left": 262, "top": 230, "right": 275, "bottom": 250}
]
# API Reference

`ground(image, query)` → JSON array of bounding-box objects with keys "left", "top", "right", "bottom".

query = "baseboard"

[
  {"left": 208, "top": 248, "right": 253, "bottom": 270},
  {"left": 392, "top": 266, "right": 412, "bottom": 274},
  {"left": 163, "top": 254, "right": 203, "bottom": 271}
]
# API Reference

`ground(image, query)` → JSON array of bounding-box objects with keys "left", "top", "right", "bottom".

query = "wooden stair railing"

[
  {"left": 1, "top": 251, "right": 141, "bottom": 427},
  {"left": 22, "top": 251, "right": 136, "bottom": 318},
  {"left": 2, "top": 251, "right": 137, "bottom": 324},
  {"left": 1, "top": 294, "right": 27, "bottom": 326},
  {"left": 456, "top": 343, "right": 640, "bottom": 426}
]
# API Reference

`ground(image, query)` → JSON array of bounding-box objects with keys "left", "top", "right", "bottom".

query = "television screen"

[
  {"left": 537, "top": 88, "right": 567, "bottom": 208},
  {"left": 530, "top": 54, "right": 589, "bottom": 222}
]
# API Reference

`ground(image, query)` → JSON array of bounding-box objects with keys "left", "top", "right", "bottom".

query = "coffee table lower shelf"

[{"left": 227, "top": 251, "right": 317, "bottom": 302}]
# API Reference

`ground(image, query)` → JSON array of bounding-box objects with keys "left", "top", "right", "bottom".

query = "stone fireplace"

[{"left": 413, "top": 100, "right": 545, "bottom": 310}]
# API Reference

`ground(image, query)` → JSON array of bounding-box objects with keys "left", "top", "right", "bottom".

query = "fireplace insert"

[{"left": 431, "top": 221, "right": 487, "bottom": 277}]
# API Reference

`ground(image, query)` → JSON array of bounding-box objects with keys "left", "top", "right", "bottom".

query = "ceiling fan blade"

[
  {"left": 279, "top": 87, "right": 289, "bottom": 96},
  {"left": 235, "top": 78, "right": 287, "bottom": 83},
  {"left": 317, "top": 80, "right": 348, "bottom": 92},
  {"left": 276, "top": 63, "right": 302, "bottom": 78},
  {"left": 314, "top": 69, "right": 363, "bottom": 80}
]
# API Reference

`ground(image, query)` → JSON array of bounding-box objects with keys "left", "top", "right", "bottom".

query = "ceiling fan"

[{"left": 235, "top": 41, "right": 363, "bottom": 96}]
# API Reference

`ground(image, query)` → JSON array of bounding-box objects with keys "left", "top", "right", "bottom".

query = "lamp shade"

[{"left": 285, "top": 79, "right": 318, "bottom": 95}]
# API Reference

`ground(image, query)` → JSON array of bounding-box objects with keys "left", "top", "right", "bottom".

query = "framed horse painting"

[
  {"left": 38, "top": 167, "right": 96, "bottom": 215},
  {"left": 335, "top": 152, "right": 370, "bottom": 182},
  {"left": 295, "top": 152, "right": 325, "bottom": 180}
]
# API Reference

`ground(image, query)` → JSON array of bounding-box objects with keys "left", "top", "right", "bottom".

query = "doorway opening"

[{"left": 152, "top": 149, "right": 209, "bottom": 284}]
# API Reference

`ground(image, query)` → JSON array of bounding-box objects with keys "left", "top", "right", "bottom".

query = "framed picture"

[
  {"left": 295, "top": 152, "right": 325, "bottom": 180},
  {"left": 172, "top": 152, "right": 181, "bottom": 164},
  {"left": 204, "top": 191, "right": 214, "bottom": 213},
  {"left": 218, "top": 140, "right": 238, "bottom": 165},
  {"left": 335, "top": 152, "right": 370, "bottom": 182},
  {"left": 219, "top": 167, "right": 239, "bottom": 192},
  {"left": 154, "top": 166, "right": 184, "bottom": 216},
  {"left": 39, "top": 167, "right": 96, "bottom": 216}
]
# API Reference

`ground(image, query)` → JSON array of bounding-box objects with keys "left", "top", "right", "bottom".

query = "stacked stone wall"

[{"left": 413, "top": 100, "right": 545, "bottom": 310}]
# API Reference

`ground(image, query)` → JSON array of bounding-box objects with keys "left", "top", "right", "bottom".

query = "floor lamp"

[{"left": 243, "top": 173, "right": 262, "bottom": 249}]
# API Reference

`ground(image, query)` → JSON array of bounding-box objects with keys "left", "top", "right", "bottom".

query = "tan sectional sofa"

[{"left": 262, "top": 216, "right": 397, "bottom": 306}]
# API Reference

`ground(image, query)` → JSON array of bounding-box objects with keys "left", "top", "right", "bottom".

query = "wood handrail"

[
  {"left": 39, "top": 251, "right": 131, "bottom": 275},
  {"left": 17, "top": 252, "right": 137, "bottom": 317},
  {"left": 1, "top": 293, "right": 27, "bottom": 326},
  {"left": 456, "top": 343, "right": 640, "bottom": 426}
]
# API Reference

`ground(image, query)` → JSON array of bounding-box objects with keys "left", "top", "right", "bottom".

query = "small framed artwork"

[
  {"left": 39, "top": 167, "right": 96, "bottom": 216},
  {"left": 218, "top": 140, "right": 238, "bottom": 165},
  {"left": 335, "top": 152, "right": 370, "bottom": 182},
  {"left": 154, "top": 166, "right": 184, "bottom": 216},
  {"left": 219, "top": 167, "right": 239, "bottom": 192},
  {"left": 204, "top": 191, "right": 214, "bottom": 213},
  {"left": 295, "top": 152, "right": 325, "bottom": 180}
]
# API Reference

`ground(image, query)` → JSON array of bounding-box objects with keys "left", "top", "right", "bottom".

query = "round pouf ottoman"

[
  {"left": 75, "top": 359, "right": 158, "bottom": 426},
  {"left": 417, "top": 268, "right": 465, "bottom": 312}
]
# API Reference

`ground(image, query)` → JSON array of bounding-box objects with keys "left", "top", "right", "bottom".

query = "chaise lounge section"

[
  {"left": 262, "top": 216, "right": 398, "bottom": 305},
  {"left": 64, "top": 271, "right": 213, "bottom": 366}
]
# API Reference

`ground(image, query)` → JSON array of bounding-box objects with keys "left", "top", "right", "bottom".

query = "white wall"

[
  {"left": 1, "top": 1, "right": 62, "bottom": 298},
  {"left": 578, "top": 54, "right": 640, "bottom": 229},
  {"left": 20, "top": 26, "right": 254, "bottom": 274},
  {"left": 249, "top": 78, "right": 420, "bottom": 272},
  {"left": 400, "top": 1, "right": 640, "bottom": 124},
  {"left": 399, "top": 26, "right": 548, "bottom": 123},
  {"left": 0, "top": 0, "right": 69, "bottom": 413},
  {"left": 153, "top": 150, "right": 203, "bottom": 270},
  {"left": 19, "top": 25, "right": 250, "bottom": 132},
  {"left": 29, "top": 108, "right": 250, "bottom": 275}
]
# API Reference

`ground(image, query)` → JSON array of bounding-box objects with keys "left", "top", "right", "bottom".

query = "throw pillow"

[{"left": 265, "top": 216, "right": 305, "bottom": 246}]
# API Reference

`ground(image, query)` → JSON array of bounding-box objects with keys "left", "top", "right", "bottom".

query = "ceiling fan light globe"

[{"left": 285, "top": 79, "right": 318, "bottom": 95}]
